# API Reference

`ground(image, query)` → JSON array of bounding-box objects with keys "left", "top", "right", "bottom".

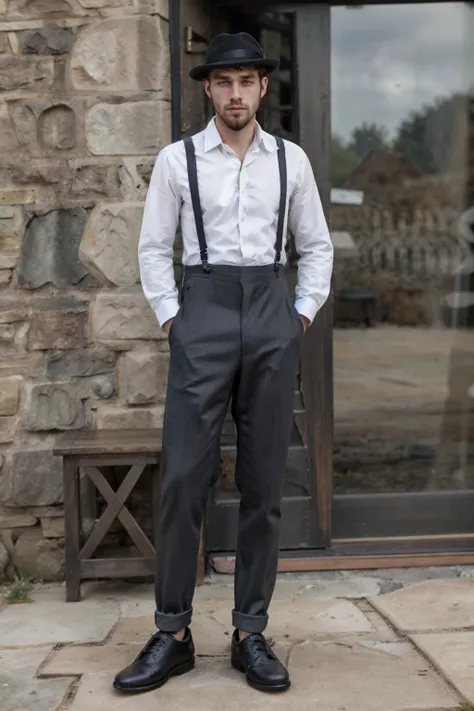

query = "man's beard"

[{"left": 216, "top": 104, "right": 258, "bottom": 132}]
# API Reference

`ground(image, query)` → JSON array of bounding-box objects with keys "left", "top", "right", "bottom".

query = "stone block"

[
  {"left": 0, "top": 540, "right": 8, "bottom": 580},
  {"left": 0, "top": 56, "right": 54, "bottom": 92},
  {"left": 0, "top": 323, "right": 16, "bottom": 344},
  {"left": 86, "top": 100, "right": 170, "bottom": 155},
  {"left": 46, "top": 348, "right": 116, "bottom": 378},
  {"left": 77, "top": 0, "right": 132, "bottom": 6},
  {"left": 0, "top": 100, "right": 19, "bottom": 152},
  {"left": 0, "top": 269, "right": 11, "bottom": 286},
  {"left": 18, "top": 209, "right": 89, "bottom": 289},
  {"left": 91, "top": 289, "right": 163, "bottom": 344},
  {"left": 28, "top": 299, "right": 88, "bottom": 350},
  {"left": 119, "top": 350, "right": 168, "bottom": 405},
  {"left": 11, "top": 526, "right": 64, "bottom": 581},
  {"left": 69, "top": 162, "right": 120, "bottom": 199},
  {"left": 0, "top": 205, "right": 23, "bottom": 268},
  {"left": 0, "top": 416, "right": 17, "bottom": 443},
  {"left": 4, "top": 449, "right": 63, "bottom": 507},
  {"left": 23, "top": 381, "right": 88, "bottom": 431},
  {"left": 7, "top": 0, "right": 79, "bottom": 19},
  {"left": 79, "top": 203, "right": 143, "bottom": 287},
  {"left": 40, "top": 516, "right": 64, "bottom": 538},
  {"left": 96, "top": 404, "right": 164, "bottom": 429},
  {"left": 0, "top": 375, "right": 21, "bottom": 415},
  {"left": 23, "top": 376, "right": 113, "bottom": 431},
  {"left": 8, "top": 102, "right": 37, "bottom": 151},
  {"left": 135, "top": 0, "right": 168, "bottom": 16},
  {"left": 18, "top": 28, "right": 75, "bottom": 54},
  {"left": 0, "top": 188, "right": 35, "bottom": 205},
  {"left": 11, "top": 160, "right": 68, "bottom": 185},
  {"left": 118, "top": 158, "right": 154, "bottom": 200},
  {"left": 37, "top": 104, "right": 76, "bottom": 150},
  {"left": 0, "top": 504, "right": 37, "bottom": 528},
  {"left": 26, "top": 505, "right": 63, "bottom": 518},
  {"left": 0, "top": 353, "right": 44, "bottom": 377},
  {"left": 0, "top": 306, "right": 19, "bottom": 327},
  {"left": 69, "top": 16, "right": 168, "bottom": 93}
]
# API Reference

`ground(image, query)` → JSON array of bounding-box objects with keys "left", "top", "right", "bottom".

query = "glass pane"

[{"left": 331, "top": 2, "right": 473, "bottom": 495}]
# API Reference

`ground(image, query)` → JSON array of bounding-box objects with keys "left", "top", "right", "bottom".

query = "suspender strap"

[
  {"left": 183, "top": 134, "right": 287, "bottom": 274},
  {"left": 183, "top": 136, "right": 210, "bottom": 273},
  {"left": 274, "top": 136, "right": 287, "bottom": 271}
]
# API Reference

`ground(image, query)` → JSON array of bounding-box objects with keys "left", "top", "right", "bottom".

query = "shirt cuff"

[
  {"left": 156, "top": 297, "right": 180, "bottom": 328},
  {"left": 295, "top": 296, "right": 318, "bottom": 325}
]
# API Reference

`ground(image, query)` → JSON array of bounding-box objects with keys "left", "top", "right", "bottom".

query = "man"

[{"left": 114, "top": 32, "right": 333, "bottom": 695}]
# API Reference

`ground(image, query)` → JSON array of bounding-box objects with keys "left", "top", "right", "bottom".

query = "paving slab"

[
  {"left": 41, "top": 643, "right": 143, "bottom": 676},
  {"left": 0, "top": 647, "right": 73, "bottom": 711},
  {"left": 108, "top": 614, "right": 231, "bottom": 657},
  {"left": 293, "top": 576, "right": 381, "bottom": 599},
  {"left": 66, "top": 638, "right": 459, "bottom": 711},
  {"left": 369, "top": 579, "right": 474, "bottom": 632},
  {"left": 411, "top": 631, "right": 474, "bottom": 701},
  {"left": 197, "top": 598, "right": 375, "bottom": 643},
  {"left": 288, "top": 638, "right": 459, "bottom": 710},
  {"left": 0, "top": 597, "right": 120, "bottom": 646}
]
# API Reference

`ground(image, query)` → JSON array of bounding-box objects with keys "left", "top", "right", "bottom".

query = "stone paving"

[{"left": 2, "top": 569, "right": 474, "bottom": 710}]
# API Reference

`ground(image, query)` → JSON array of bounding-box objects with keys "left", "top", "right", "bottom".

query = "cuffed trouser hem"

[
  {"left": 232, "top": 609, "right": 269, "bottom": 634},
  {"left": 155, "top": 607, "right": 192, "bottom": 632}
]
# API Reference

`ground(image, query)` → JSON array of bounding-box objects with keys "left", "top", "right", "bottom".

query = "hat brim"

[{"left": 190, "top": 57, "right": 280, "bottom": 81}]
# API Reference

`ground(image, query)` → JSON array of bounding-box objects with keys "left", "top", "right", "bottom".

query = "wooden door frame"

[{"left": 208, "top": 3, "right": 333, "bottom": 552}]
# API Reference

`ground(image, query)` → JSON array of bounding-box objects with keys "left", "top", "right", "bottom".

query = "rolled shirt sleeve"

[
  {"left": 288, "top": 149, "right": 334, "bottom": 324},
  {"left": 138, "top": 147, "right": 181, "bottom": 328}
]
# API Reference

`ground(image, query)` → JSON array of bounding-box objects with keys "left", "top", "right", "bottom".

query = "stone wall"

[{"left": 0, "top": 0, "right": 209, "bottom": 581}]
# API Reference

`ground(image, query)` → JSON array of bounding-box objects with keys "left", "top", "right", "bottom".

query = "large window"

[{"left": 331, "top": 3, "right": 473, "bottom": 505}]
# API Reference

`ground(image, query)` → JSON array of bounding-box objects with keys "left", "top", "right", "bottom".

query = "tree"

[
  {"left": 393, "top": 94, "right": 468, "bottom": 175},
  {"left": 347, "top": 122, "right": 389, "bottom": 159},
  {"left": 331, "top": 135, "right": 360, "bottom": 187}
]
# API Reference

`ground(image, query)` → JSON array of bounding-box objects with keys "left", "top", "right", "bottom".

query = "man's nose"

[{"left": 230, "top": 83, "right": 242, "bottom": 100}]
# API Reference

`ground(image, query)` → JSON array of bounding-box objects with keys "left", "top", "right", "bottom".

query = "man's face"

[{"left": 204, "top": 67, "right": 268, "bottom": 131}]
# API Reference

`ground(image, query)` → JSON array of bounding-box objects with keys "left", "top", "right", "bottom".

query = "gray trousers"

[{"left": 154, "top": 264, "right": 303, "bottom": 634}]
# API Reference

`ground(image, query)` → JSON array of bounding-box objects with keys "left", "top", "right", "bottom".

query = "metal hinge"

[{"left": 185, "top": 25, "right": 208, "bottom": 54}]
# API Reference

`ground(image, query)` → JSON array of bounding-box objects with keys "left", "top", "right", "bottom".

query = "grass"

[
  {"left": 459, "top": 703, "right": 474, "bottom": 711},
  {"left": 4, "top": 575, "right": 33, "bottom": 604}
]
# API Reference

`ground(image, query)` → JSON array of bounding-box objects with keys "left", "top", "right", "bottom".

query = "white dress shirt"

[{"left": 138, "top": 117, "right": 333, "bottom": 327}]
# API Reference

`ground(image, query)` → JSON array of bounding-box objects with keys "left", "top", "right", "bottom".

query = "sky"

[{"left": 331, "top": 2, "right": 471, "bottom": 142}]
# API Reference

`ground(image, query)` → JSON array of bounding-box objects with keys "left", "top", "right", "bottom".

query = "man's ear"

[
  {"left": 203, "top": 79, "right": 211, "bottom": 99},
  {"left": 260, "top": 75, "right": 269, "bottom": 99}
]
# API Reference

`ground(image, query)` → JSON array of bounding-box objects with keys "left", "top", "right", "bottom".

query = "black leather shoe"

[
  {"left": 113, "top": 629, "right": 195, "bottom": 693},
  {"left": 231, "top": 630, "right": 291, "bottom": 692}
]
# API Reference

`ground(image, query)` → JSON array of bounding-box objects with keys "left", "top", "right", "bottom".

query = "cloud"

[{"left": 331, "top": 2, "right": 470, "bottom": 141}]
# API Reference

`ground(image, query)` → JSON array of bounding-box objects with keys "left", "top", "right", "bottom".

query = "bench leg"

[{"left": 63, "top": 456, "right": 81, "bottom": 602}]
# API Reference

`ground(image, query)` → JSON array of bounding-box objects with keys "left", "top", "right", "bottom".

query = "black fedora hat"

[{"left": 189, "top": 32, "right": 279, "bottom": 81}]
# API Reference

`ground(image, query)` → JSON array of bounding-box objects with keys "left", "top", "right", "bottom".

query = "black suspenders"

[{"left": 183, "top": 135, "right": 287, "bottom": 273}]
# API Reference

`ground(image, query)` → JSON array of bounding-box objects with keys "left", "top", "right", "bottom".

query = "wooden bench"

[{"left": 53, "top": 429, "right": 205, "bottom": 602}]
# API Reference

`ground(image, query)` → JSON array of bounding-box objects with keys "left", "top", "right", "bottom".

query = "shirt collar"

[{"left": 203, "top": 116, "right": 277, "bottom": 154}]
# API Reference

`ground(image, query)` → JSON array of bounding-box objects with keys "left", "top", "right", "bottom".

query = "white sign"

[{"left": 331, "top": 188, "right": 364, "bottom": 205}]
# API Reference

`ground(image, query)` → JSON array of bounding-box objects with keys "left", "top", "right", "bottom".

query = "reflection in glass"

[{"left": 331, "top": 3, "right": 473, "bottom": 494}]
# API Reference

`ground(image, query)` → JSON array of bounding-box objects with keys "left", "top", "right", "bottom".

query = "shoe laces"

[
  {"left": 248, "top": 635, "right": 278, "bottom": 664},
  {"left": 138, "top": 631, "right": 170, "bottom": 660}
]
